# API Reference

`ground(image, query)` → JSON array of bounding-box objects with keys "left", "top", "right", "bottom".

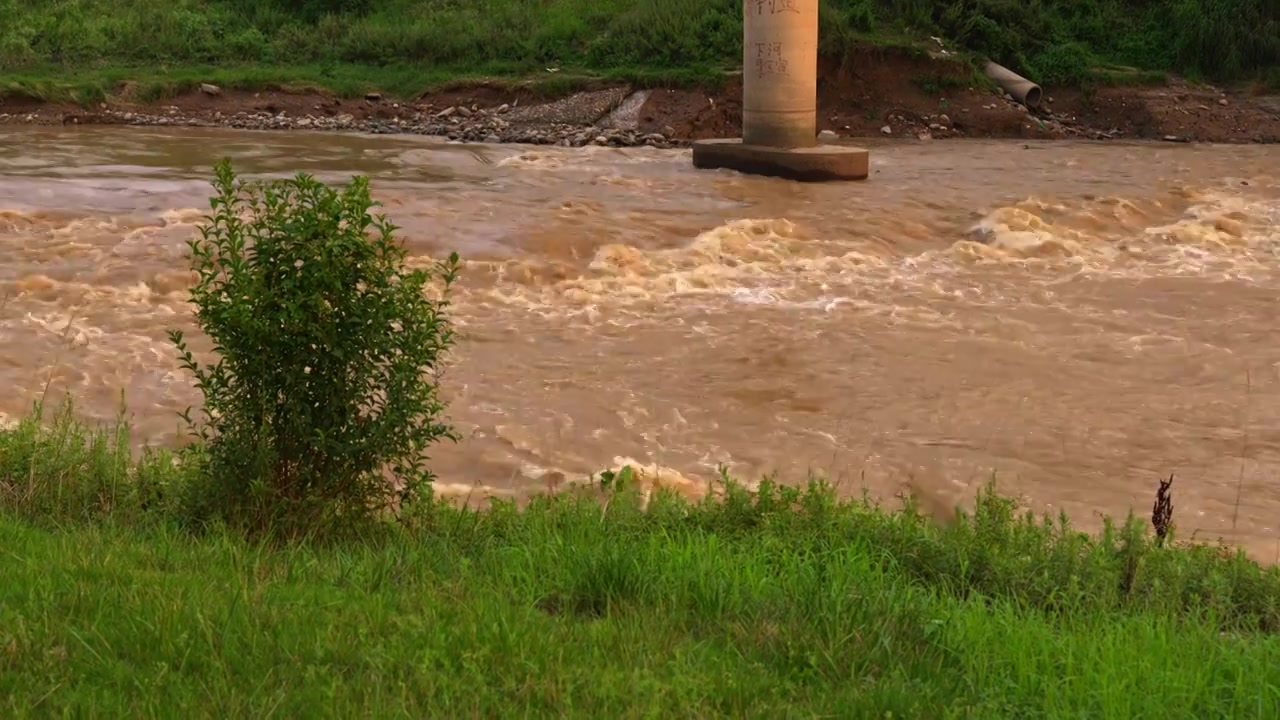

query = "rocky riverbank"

[
  {"left": 3, "top": 50, "right": 1278, "bottom": 146},
  {"left": 1, "top": 85, "right": 685, "bottom": 148}
]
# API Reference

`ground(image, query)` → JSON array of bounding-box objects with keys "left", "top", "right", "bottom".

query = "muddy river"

[{"left": 1, "top": 127, "right": 1278, "bottom": 555}]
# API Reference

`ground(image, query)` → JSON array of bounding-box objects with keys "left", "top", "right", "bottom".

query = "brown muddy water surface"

[{"left": 2, "top": 127, "right": 1279, "bottom": 555}]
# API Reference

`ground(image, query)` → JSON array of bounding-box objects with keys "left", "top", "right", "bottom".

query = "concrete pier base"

[
  {"left": 690, "top": 0, "right": 868, "bottom": 182},
  {"left": 691, "top": 139, "right": 869, "bottom": 182}
]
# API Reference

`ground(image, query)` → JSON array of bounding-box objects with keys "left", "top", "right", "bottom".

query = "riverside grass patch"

[{"left": 4, "top": 402, "right": 1280, "bottom": 716}]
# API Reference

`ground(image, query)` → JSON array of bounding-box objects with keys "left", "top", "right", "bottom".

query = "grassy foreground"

[
  {"left": 3, "top": 403, "right": 1280, "bottom": 717},
  {"left": 2, "top": 0, "right": 1277, "bottom": 103}
]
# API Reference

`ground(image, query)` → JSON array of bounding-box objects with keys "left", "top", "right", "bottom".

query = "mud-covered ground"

[{"left": 3, "top": 49, "right": 1278, "bottom": 146}]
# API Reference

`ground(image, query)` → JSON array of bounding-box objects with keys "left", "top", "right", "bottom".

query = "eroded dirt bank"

[{"left": 3, "top": 49, "right": 1279, "bottom": 145}]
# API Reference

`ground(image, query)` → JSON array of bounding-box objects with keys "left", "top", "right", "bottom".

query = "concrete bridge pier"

[{"left": 691, "top": 0, "right": 869, "bottom": 181}]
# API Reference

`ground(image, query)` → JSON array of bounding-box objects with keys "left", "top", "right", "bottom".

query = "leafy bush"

[
  {"left": 1266, "top": 66, "right": 1280, "bottom": 91},
  {"left": 168, "top": 160, "right": 461, "bottom": 535},
  {"left": 1029, "top": 41, "right": 1095, "bottom": 85}
]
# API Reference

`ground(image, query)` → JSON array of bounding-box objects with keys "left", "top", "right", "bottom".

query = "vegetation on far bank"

[
  {"left": 2, "top": 163, "right": 1280, "bottom": 715},
  {"left": 1, "top": 0, "right": 1277, "bottom": 103}
]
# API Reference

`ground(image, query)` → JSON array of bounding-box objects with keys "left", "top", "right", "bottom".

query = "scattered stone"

[
  {"left": 506, "top": 87, "right": 630, "bottom": 128},
  {"left": 366, "top": 92, "right": 382, "bottom": 102},
  {"left": 10, "top": 83, "right": 1184, "bottom": 149},
  {"left": 200, "top": 83, "right": 221, "bottom": 96},
  {"left": 1218, "top": 98, "right": 1229, "bottom": 107}
]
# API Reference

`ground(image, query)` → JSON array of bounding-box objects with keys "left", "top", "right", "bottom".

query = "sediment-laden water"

[{"left": 2, "top": 126, "right": 1278, "bottom": 556}]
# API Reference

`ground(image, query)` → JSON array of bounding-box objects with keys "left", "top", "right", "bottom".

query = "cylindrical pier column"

[
  {"left": 742, "top": 0, "right": 818, "bottom": 148},
  {"left": 690, "top": 0, "right": 867, "bottom": 181}
]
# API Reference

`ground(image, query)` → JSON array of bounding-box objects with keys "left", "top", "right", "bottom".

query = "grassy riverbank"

[
  {"left": 4, "top": 403, "right": 1280, "bottom": 716},
  {"left": 2, "top": 0, "right": 1277, "bottom": 103}
]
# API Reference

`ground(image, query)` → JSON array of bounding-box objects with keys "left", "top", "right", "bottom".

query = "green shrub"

[
  {"left": 819, "top": 0, "right": 877, "bottom": 58},
  {"left": 1030, "top": 41, "right": 1095, "bottom": 85},
  {"left": 168, "top": 160, "right": 461, "bottom": 536},
  {"left": 1266, "top": 66, "right": 1280, "bottom": 91}
]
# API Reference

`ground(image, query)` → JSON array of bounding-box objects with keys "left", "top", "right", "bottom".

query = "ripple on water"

[{"left": 2, "top": 131, "right": 1280, "bottom": 560}]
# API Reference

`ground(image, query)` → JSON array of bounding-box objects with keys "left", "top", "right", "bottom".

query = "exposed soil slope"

[{"left": 3, "top": 49, "right": 1277, "bottom": 145}]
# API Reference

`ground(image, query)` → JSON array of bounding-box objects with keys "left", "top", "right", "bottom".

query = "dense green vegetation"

[
  {"left": 2, "top": 0, "right": 1276, "bottom": 98},
  {"left": 4, "top": 401, "right": 1280, "bottom": 716},
  {"left": 2, "top": 164, "right": 1280, "bottom": 716}
]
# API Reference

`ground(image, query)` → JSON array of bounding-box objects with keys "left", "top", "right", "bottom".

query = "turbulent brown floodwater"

[{"left": 2, "top": 126, "right": 1279, "bottom": 554}]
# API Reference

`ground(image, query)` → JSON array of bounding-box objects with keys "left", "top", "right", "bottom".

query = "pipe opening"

[{"left": 1024, "top": 85, "right": 1042, "bottom": 109}]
